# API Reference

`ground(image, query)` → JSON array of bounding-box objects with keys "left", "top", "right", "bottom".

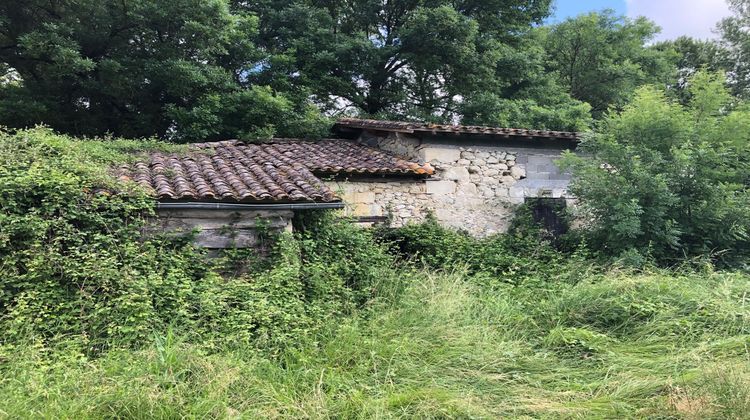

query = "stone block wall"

[
  {"left": 346, "top": 132, "right": 575, "bottom": 236},
  {"left": 325, "top": 179, "right": 430, "bottom": 227}
]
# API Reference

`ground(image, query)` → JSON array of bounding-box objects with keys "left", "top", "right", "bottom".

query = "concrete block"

[
  {"left": 527, "top": 172, "right": 550, "bottom": 180},
  {"left": 509, "top": 186, "right": 525, "bottom": 198},
  {"left": 425, "top": 180, "right": 456, "bottom": 194},
  {"left": 551, "top": 188, "right": 566, "bottom": 198}
]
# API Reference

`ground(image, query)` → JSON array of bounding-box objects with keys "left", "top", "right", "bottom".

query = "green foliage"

[
  {"left": 243, "top": 0, "right": 553, "bottom": 119},
  {"left": 166, "top": 86, "right": 331, "bottom": 142},
  {"left": 454, "top": 26, "right": 595, "bottom": 131},
  {"left": 460, "top": 90, "right": 592, "bottom": 132},
  {"left": 0, "top": 0, "right": 327, "bottom": 140},
  {"left": 375, "top": 214, "right": 589, "bottom": 285},
  {"left": 654, "top": 36, "right": 729, "bottom": 104},
  {"left": 0, "top": 127, "right": 199, "bottom": 350},
  {"left": 561, "top": 71, "right": 750, "bottom": 265},
  {"left": 719, "top": 0, "right": 750, "bottom": 99},
  {"left": 0, "top": 129, "right": 748, "bottom": 416},
  {"left": 1, "top": 269, "right": 748, "bottom": 418},
  {"left": 4, "top": 2, "right": 737, "bottom": 135},
  {"left": 0, "top": 128, "right": 401, "bottom": 355},
  {"left": 541, "top": 272, "right": 749, "bottom": 340},
  {"left": 542, "top": 11, "right": 677, "bottom": 117},
  {"left": 294, "top": 210, "right": 406, "bottom": 309},
  {"left": 542, "top": 326, "right": 615, "bottom": 359}
]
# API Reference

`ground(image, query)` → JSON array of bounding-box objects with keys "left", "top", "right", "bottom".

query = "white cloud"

[{"left": 626, "top": 0, "right": 733, "bottom": 41}]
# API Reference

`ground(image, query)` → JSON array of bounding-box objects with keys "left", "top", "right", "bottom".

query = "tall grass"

[{"left": 1, "top": 268, "right": 748, "bottom": 419}]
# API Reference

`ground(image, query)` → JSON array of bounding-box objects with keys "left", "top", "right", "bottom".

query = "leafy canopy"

[
  {"left": 561, "top": 71, "right": 750, "bottom": 265},
  {"left": 718, "top": 0, "right": 750, "bottom": 99},
  {"left": 242, "top": 0, "right": 554, "bottom": 121},
  {"left": 542, "top": 10, "right": 676, "bottom": 117},
  {"left": 0, "top": 0, "right": 328, "bottom": 141}
]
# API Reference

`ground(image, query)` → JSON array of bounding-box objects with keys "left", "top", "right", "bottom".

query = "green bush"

[
  {"left": 0, "top": 128, "right": 401, "bottom": 355},
  {"left": 561, "top": 71, "right": 750, "bottom": 266},
  {"left": 375, "top": 213, "right": 591, "bottom": 285}
]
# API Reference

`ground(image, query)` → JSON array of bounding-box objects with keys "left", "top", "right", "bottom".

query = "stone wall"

[
  {"left": 153, "top": 208, "right": 293, "bottom": 250},
  {"left": 325, "top": 179, "right": 430, "bottom": 227},
  {"left": 345, "top": 132, "right": 575, "bottom": 236}
]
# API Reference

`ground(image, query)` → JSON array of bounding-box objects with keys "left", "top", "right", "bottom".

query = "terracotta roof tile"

[
  {"left": 334, "top": 118, "right": 581, "bottom": 140},
  {"left": 117, "top": 139, "right": 432, "bottom": 203},
  {"left": 252, "top": 139, "right": 434, "bottom": 176}
]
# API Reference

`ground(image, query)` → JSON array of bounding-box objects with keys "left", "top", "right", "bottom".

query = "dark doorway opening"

[{"left": 525, "top": 198, "right": 568, "bottom": 237}]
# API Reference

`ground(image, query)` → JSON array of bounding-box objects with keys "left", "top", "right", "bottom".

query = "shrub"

[
  {"left": 560, "top": 71, "right": 750, "bottom": 266},
  {"left": 375, "top": 213, "right": 590, "bottom": 285},
  {"left": 0, "top": 128, "right": 401, "bottom": 355}
]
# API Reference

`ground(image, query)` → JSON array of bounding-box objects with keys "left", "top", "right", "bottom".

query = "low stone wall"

[
  {"left": 325, "top": 179, "right": 429, "bottom": 227},
  {"left": 348, "top": 132, "right": 576, "bottom": 236},
  {"left": 152, "top": 208, "right": 293, "bottom": 250}
]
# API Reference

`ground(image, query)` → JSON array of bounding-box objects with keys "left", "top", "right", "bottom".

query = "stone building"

[
  {"left": 118, "top": 118, "right": 579, "bottom": 249},
  {"left": 331, "top": 118, "right": 579, "bottom": 236},
  {"left": 117, "top": 138, "right": 433, "bottom": 250}
]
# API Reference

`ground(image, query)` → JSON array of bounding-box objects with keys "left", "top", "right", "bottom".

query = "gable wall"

[{"left": 332, "top": 132, "right": 575, "bottom": 236}]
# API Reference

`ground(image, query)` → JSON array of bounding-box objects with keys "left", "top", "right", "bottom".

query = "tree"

[
  {"left": 653, "top": 36, "right": 727, "bottom": 104},
  {"left": 542, "top": 11, "right": 676, "bottom": 117},
  {"left": 241, "top": 0, "right": 553, "bottom": 120},
  {"left": 458, "top": 30, "right": 592, "bottom": 132},
  {"left": 0, "top": 0, "right": 327, "bottom": 140},
  {"left": 459, "top": 87, "right": 592, "bottom": 132},
  {"left": 718, "top": 0, "right": 750, "bottom": 99},
  {"left": 561, "top": 72, "right": 750, "bottom": 265}
]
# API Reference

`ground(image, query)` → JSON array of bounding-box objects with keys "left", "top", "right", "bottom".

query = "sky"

[{"left": 550, "top": 0, "right": 734, "bottom": 41}]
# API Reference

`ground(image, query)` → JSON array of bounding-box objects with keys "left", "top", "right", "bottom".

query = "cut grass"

[{"left": 0, "top": 269, "right": 748, "bottom": 419}]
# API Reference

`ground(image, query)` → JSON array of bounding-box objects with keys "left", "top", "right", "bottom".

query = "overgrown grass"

[{"left": 1, "top": 268, "right": 748, "bottom": 419}]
